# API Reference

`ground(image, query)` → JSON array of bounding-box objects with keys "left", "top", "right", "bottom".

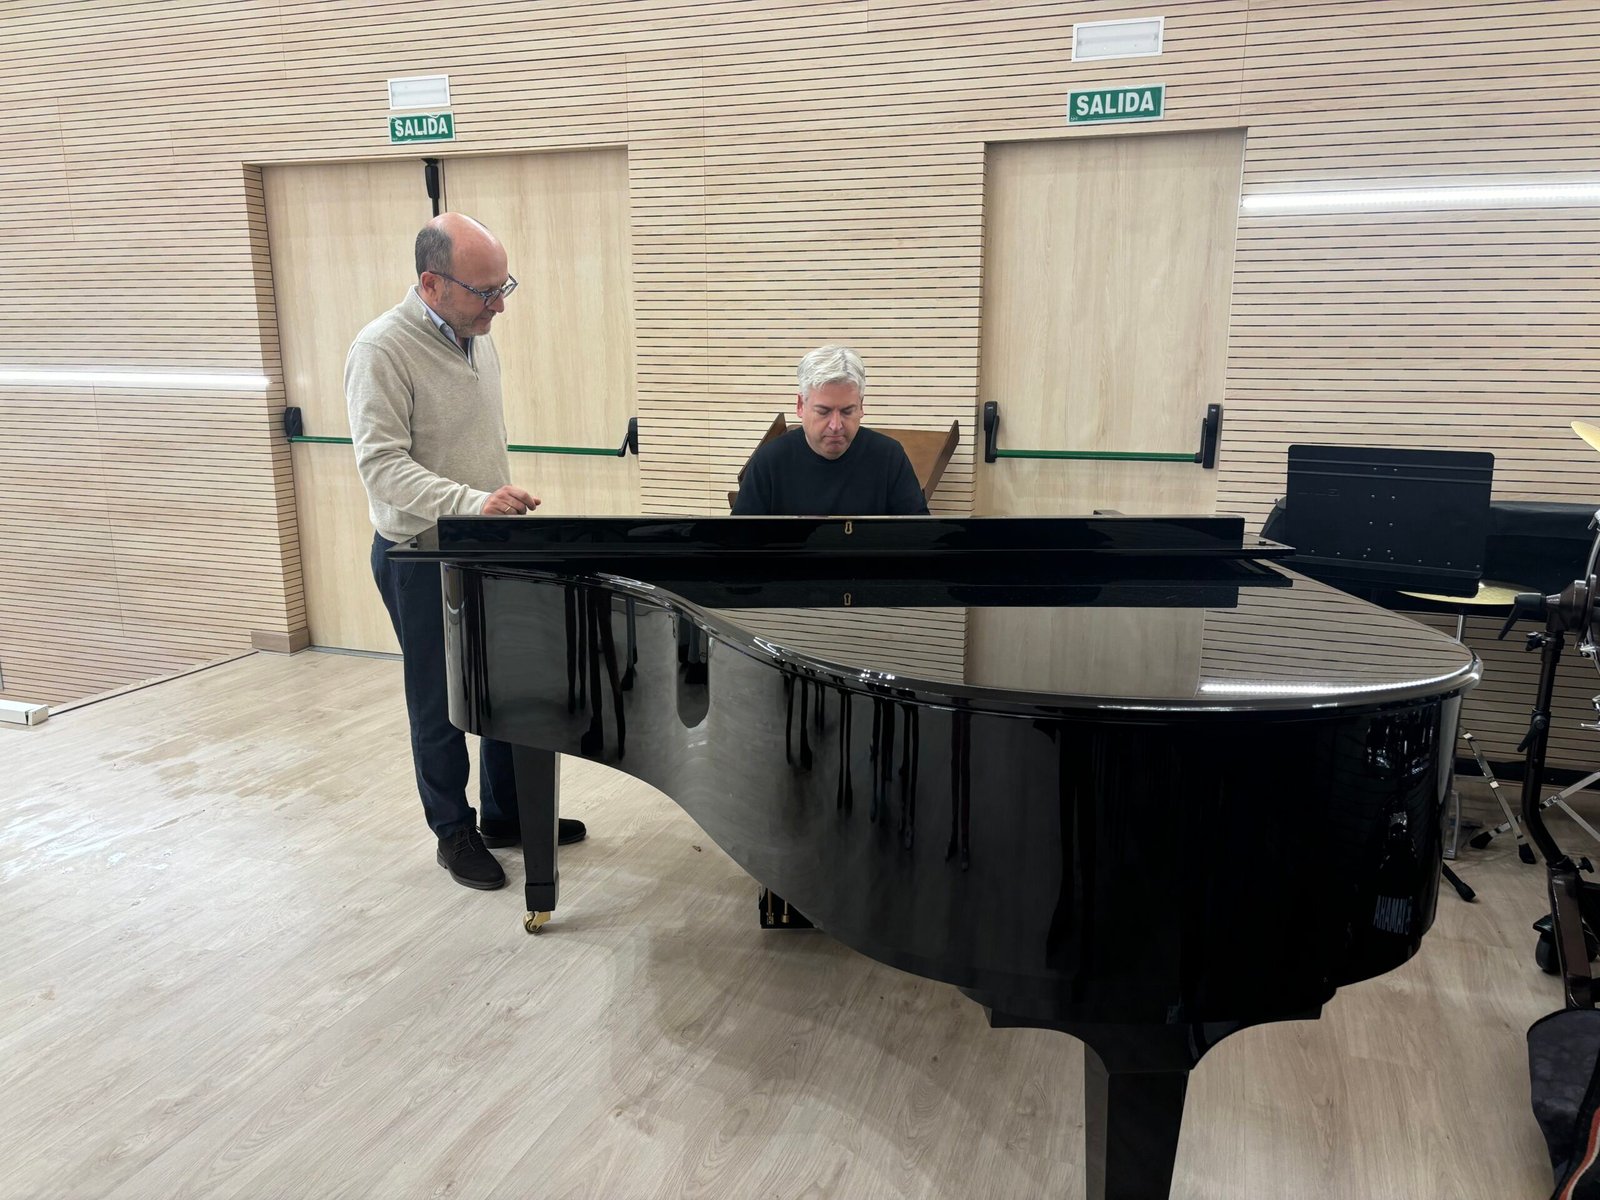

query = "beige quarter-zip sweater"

[{"left": 345, "top": 287, "right": 511, "bottom": 543}]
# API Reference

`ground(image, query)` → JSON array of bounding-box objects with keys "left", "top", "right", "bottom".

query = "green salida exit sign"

[
  {"left": 1068, "top": 84, "right": 1165, "bottom": 125},
  {"left": 389, "top": 112, "right": 455, "bottom": 144}
]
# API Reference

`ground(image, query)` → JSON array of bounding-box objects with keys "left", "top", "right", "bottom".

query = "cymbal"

[
  {"left": 1573, "top": 420, "right": 1600, "bottom": 454},
  {"left": 1399, "top": 579, "right": 1534, "bottom": 607}
]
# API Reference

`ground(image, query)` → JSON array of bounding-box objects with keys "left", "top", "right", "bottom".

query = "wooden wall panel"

[
  {"left": 0, "top": 381, "right": 293, "bottom": 703},
  {"left": 245, "top": 165, "right": 308, "bottom": 647},
  {"left": 1220, "top": 1, "right": 1600, "bottom": 770},
  {"left": 1, "top": 0, "right": 1595, "bottom": 775}
]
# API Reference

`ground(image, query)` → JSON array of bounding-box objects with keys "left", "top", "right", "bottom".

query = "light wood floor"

[{"left": 3, "top": 650, "right": 1588, "bottom": 1199}]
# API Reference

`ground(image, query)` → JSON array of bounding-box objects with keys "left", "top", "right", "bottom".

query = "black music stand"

[
  {"left": 1280, "top": 445, "right": 1498, "bottom": 902},
  {"left": 1281, "top": 445, "right": 1493, "bottom": 597}
]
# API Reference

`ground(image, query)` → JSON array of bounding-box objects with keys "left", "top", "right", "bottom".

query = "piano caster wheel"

[{"left": 524, "top": 910, "right": 551, "bottom": 935}]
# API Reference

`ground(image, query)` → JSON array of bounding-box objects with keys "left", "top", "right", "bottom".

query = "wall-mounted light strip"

[
  {"left": 0, "top": 368, "right": 271, "bottom": 389},
  {"left": 389, "top": 74, "right": 450, "bottom": 110},
  {"left": 1241, "top": 182, "right": 1600, "bottom": 214},
  {"left": 1073, "top": 16, "right": 1164, "bottom": 61}
]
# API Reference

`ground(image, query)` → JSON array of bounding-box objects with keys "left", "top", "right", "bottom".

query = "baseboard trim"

[
  {"left": 0, "top": 698, "right": 49, "bottom": 727},
  {"left": 49, "top": 651, "right": 258, "bottom": 717},
  {"left": 251, "top": 627, "right": 312, "bottom": 654},
  {"left": 309, "top": 645, "right": 403, "bottom": 662}
]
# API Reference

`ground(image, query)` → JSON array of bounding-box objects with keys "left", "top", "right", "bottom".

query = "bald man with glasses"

[{"left": 347, "top": 211, "right": 587, "bottom": 893}]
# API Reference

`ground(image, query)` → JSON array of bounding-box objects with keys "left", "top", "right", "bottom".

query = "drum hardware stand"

[
  {"left": 1458, "top": 729, "right": 1533, "bottom": 863},
  {"left": 1429, "top": 606, "right": 1537, "bottom": 868},
  {"left": 1474, "top": 507, "right": 1600, "bottom": 863},
  {"left": 1470, "top": 693, "right": 1600, "bottom": 859},
  {"left": 1498, "top": 578, "right": 1600, "bottom": 992},
  {"left": 1440, "top": 862, "right": 1476, "bottom": 903},
  {"left": 1428, "top": 605, "right": 1530, "bottom": 902}
]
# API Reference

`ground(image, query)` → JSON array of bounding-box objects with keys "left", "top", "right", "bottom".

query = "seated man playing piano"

[
  {"left": 732, "top": 345, "right": 930, "bottom": 516},
  {"left": 733, "top": 345, "right": 926, "bottom": 929}
]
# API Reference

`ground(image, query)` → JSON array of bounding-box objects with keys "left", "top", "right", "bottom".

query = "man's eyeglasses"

[{"left": 434, "top": 271, "right": 518, "bottom": 306}]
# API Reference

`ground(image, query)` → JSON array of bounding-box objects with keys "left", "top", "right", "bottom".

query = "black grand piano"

[{"left": 393, "top": 514, "right": 1479, "bottom": 1200}]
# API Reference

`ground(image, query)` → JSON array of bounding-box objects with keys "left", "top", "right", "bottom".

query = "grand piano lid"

[
  {"left": 404, "top": 517, "right": 1482, "bottom": 716},
  {"left": 674, "top": 573, "right": 1480, "bottom": 715}
]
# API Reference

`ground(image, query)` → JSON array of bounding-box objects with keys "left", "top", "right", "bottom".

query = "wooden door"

[
  {"left": 970, "top": 130, "right": 1243, "bottom": 687},
  {"left": 976, "top": 129, "right": 1244, "bottom": 518},
  {"left": 265, "top": 159, "right": 432, "bottom": 653},
  {"left": 443, "top": 149, "right": 641, "bottom": 516}
]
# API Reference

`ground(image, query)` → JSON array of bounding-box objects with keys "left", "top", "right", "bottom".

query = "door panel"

[
  {"left": 976, "top": 130, "right": 1244, "bottom": 518},
  {"left": 266, "top": 159, "right": 431, "bottom": 651},
  {"left": 444, "top": 149, "right": 641, "bottom": 516},
  {"left": 970, "top": 130, "right": 1244, "bottom": 687}
]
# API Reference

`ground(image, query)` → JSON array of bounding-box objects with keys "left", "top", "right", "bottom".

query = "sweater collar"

[{"left": 406, "top": 287, "right": 471, "bottom": 357}]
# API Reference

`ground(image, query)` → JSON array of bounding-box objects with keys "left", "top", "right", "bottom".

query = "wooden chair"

[{"left": 727, "top": 415, "right": 960, "bottom": 510}]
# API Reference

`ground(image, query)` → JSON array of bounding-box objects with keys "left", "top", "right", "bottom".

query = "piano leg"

[
  {"left": 512, "top": 746, "right": 560, "bottom": 933},
  {"left": 982, "top": 1011, "right": 1306, "bottom": 1199},
  {"left": 1082, "top": 1039, "right": 1189, "bottom": 1200}
]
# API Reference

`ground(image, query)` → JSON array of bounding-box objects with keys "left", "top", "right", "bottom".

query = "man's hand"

[{"left": 482, "top": 485, "right": 540, "bottom": 515}]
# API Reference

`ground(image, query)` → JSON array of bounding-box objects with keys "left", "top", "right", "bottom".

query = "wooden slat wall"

[
  {"left": 3, "top": 0, "right": 1597, "bottom": 774},
  {"left": 1220, "top": 1, "right": 1600, "bottom": 770}
]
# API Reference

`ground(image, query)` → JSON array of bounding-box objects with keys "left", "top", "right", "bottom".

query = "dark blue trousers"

[{"left": 371, "top": 533, "right": 517, "bottom": 838}]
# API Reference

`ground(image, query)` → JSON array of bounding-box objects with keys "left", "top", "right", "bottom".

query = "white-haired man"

[{"left": 732, "top": 345, "right": 929, "bottom": 516}]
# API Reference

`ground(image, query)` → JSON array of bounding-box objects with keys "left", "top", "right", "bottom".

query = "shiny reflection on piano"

[{"left": 392, "top": 514, "right": 1479, "bottom": 1200}]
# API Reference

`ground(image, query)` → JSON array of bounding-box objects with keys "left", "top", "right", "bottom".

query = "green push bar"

[
  {"left": 981, "top": 401, "right": 1222, "bottom": 468},
  {"left": 506, "top": 443, "right": 620, "bottom": 457},
  {"left": 285, "top": 410, "right": 639, "bottom": 458},
  {"left": 992, "top": 448, "right": 1196, "bottom": 462}
]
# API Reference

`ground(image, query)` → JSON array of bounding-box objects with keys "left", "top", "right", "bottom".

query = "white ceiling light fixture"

[
  {"left": 388, "top": 74, "right": 451, "bottom": 110},
  {"left": 1241, "top": 182, "right": 1600, "bottom": 214},
  {"left": 1073, "top": 17, "right": 1165, "bottom": 61},
  {"left": 0, "top": 367, "right": 272, "bottom": 389}
]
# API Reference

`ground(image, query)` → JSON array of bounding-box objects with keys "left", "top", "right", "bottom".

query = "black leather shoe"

[
  {"left": 480, "top": 818, "right": 587, "bottom": 848},
  {"left": 436, "top": 826, "right": 506, "bottom": 890},
  {"left": 479, "top": 820, "right": 517, "bottom": 848}
]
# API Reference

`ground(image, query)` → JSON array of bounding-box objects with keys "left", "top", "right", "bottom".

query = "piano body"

[{"left": 392, "top": 514, "right": 1479, "bottom": 1200}]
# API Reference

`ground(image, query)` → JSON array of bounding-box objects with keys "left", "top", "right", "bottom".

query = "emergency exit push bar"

[
  {"left": 283, "top": 407, "right": 639, "bottom": 457},
  {"left": 982, "top": 401, "right": 1222, "bottom": 468}
]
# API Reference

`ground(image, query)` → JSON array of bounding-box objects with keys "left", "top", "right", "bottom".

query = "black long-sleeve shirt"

[{"left": 731, "top": 427, "right": 929, "bottom": 516}]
